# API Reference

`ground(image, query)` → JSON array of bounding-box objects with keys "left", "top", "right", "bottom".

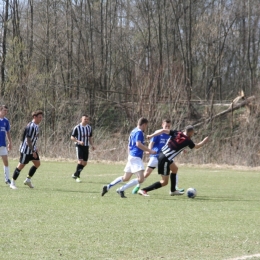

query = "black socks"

[
  {"left": 12, "top": 168, "right": 21, "bottom": 181},
  {"left": 74, "top": 164, "right": 84, "bottom": 178},
  {"left": 142, "top": 182, "right": 162, "bottom": 192},
  {"left": 170, "top": 173, "right": 177, "bottom": 192},
  {"left": 28, "top": 166, "right": 37, "bottom": 178}
]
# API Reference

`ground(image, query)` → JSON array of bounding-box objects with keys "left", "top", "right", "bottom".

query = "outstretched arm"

[
  {"left": 147, "top": 129, "right": 170, "bottom": 139},
  {"left": 194, "top": 137, "right": 209, "bottom": 149}
]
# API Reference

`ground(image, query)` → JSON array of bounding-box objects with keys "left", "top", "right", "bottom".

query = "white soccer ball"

[{"left": 186, "top": 187, "right": 197, "bottom": 198}]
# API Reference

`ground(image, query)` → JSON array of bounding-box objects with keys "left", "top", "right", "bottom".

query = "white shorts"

[
  {"left": 0, "top": 146, "right": 8, "bottom": 156},
  {"left": 124, "top": 155, "right": 145, "bottom": 173},
  {"left": 147, "top": 156, "right": 158, "bottom": 168}
]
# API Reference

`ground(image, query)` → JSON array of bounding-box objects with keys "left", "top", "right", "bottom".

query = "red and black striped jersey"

[{"left": 161, "top": 130, "right": 195, "bottom": 161}]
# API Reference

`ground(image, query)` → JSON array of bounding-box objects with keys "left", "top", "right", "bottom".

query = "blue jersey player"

[
  {"left": 132, "top": 119, "right": 184, "bottom": 194},
  {"left": 101, "top": 118, "right": 156, "bottom": 198},
  {"left": 0, "top": 105, "right": 12, "bottom": 185}
]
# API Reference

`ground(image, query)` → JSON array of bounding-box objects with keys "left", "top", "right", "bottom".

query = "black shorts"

[
  {"left": 19, "top": 152, "right": 40, "bottom": 164},
  {"left": 157, "top": 153, "right": 173, "bottom": 176},
  {"left": 76, "top": 145, "right": 89, "bottom": 161}
]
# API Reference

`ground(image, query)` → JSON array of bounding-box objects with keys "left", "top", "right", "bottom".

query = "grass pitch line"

[{"left": 226, "top": 253, "right": 260, "bottom": 260}]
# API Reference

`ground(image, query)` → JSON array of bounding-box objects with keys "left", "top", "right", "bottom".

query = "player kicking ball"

[
  {"left": 101, "top": 117, "right": 156, "bottom": 198},
  {"left": 138, "top": 125, "right": 208, "bottom": 197},
  {"left": 131, "top": 119, "right": 184, "bottom": 195}
]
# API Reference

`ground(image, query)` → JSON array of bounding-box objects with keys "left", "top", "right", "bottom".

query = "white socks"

[
  {"left": 107, "top": 176, "right": 123, "bottom": 190},
  {"left": 4, "top": 166, "right": 9, "bottom": 181},
  {"left": 119, "top": 178, "right": 139, "bottom": 191}
]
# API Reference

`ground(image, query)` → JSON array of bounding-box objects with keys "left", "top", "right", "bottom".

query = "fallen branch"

[{"left": 193, "top": 96, "right": 255, "bottom": 128}]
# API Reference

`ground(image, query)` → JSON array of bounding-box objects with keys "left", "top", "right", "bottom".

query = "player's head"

[
  {"left": 162, "top": 119, "right": 171, "bottom": 130},
  {"left": 0, "top": 105, "right": 8, "bottom": 117},
  {"left": 81, "top": 115, "right": 89, "bottom": 125},
  {"left": 32, "top": 110, "right": 44, "bottom": 124},
  {"left": 138, "top": 117, "right": 148, "bottom": 131},
  {"left": 185, "top": 125, "right": 195, "bottom": 138}
]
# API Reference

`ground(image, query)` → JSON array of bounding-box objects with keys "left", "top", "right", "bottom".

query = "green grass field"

[{"left": 0, "top": 160, "right": 259, "bottom": 260}]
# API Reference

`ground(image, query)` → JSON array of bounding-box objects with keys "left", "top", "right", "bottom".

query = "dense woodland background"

[{"left": 0, "top": 0, "right": 260, "bottom": 166}]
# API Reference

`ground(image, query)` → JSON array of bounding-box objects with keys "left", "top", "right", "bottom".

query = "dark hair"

[
  {"left": 0, "top": 105, "right": 8, "bottom": 111},
  {"left": 185, "top": 125, "right": 194, "bottom": 133},
  {"left": 138, "top": 117, "right": 148, "bottom": 126},
  {"left": 82, "top": 115, "right": 89, "bottom": 118},
  {"left": 162, "top": 119, "right": 171, "bottom": 124},
  {"left": 32, "top": 110, "right": 44, "bottom": 117}
]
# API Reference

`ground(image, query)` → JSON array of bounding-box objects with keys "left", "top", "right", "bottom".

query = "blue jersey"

[
  {"left": 150, "top": 133, "right": 170, "bottom": 158},
  {"left": 0, "top": 117, "right": 10, "bottom": 147},
  {"left": 128, "top": 127, "right": 145, "bottom": 158}
]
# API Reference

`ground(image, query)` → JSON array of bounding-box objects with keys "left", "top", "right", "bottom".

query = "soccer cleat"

[
  {"left": 76, "top": 178, "right": 81, "bottom": 183},
  {"left": 10, "top": 183, "right": 18, "bottom": 190},
  {"left": 169, "top": 190, "right": 184, "bottom": 196},
  {"left": 176, "top": 187, "right": 185, "bottom": 192},
  {"left": 101, "top": 185, "right": 108, "bottom": 196},
  {"left": 138, "top": 189, "right": 149, "bottom": 197},
  {"left": 71, "top": 174, "right": 77, "bottom": 179},
  {"left": 132, "top": 185, "right": 140, "bottom": 194},
  {"left": 24, "top": 179, "right": 34, "bottom": 188},
  {"left": 5, "top": 179, "right": 11, "bottom": 185},
  {"left": 117, "top": 189, "right": 127, "bottom": 198}
]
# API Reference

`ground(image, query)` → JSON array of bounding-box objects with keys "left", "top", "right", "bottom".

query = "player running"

[
  {"left": 138, "top": 125, "right": 208, "bottom": 197},
  {"left": 131, "top": 119, "right": 184, "bottom": 195},
  {"left": 0, "top": 105, "right": 12, "bottom": 185},
  {"left": 71, "top": 115, "right": 95, "bottom": 183},
  {"left": 10, "top": 110, "right": 43, "bottom": 189},
  {"left": 101, "top": 117, "right": 156, "bottom": 198}
]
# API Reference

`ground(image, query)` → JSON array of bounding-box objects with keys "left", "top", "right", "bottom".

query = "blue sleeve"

[{"left": 135, "top": 131, "right": 144, "bottom": 143}]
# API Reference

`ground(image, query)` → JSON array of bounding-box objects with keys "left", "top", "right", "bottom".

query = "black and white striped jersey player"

[
  {"left": 10, "top": 110, "right": 44, "bottom": 190},
  {"left": 71, "top": 115, "right": 95, "bottom": 183}
]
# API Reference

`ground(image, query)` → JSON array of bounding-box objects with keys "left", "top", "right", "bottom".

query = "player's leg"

[
  {"left": 175, "top": 174, "right": 184, "bottom": 192},
  {"left": 10, "top": 153, "right": 28, "bottom": 189},
  {"left": 169, "top": 162, "right": 184, "bottom": 196},
  {"left": 138, "top": 154, "right": 170, "bottom": 196},
  {"left": 24, "top": 153, "right": 40, "bottom": 188},
  {"left": 72, "top": 146, "right": 88, "bottom": 182},
  {"left": 117, "top": 156, "right": 145, "bottom": 197},
  {"left": 119, "top": 170, "right": 144, "bottom": 192},
  {"left": 132, "top": 157, "right": 157, "bottom": 194},
  {"left": 101, "top": 171, "right": 132, "bottom": 197},
  {"left": 0, "top": 147, "right": 10, "bottom": 184}
]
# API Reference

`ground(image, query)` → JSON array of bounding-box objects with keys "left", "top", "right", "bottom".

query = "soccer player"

[
  {"left": 138, "top": 125, "right": 208, "bottom": 196},
  {"left": 132, "top": 119, "right": 184, "bottom": 194},
  {"left": 71, "top": 115, "right": 95, "bottom": 183},
  {"left": 10, "top": 110, "right": 43, "bottom": 190},
  {"left": 0, "top": 105, "right": 12, "bottom": 185},
  {"left": 101, "top": 117, "right": 156, "bottom": 198}
]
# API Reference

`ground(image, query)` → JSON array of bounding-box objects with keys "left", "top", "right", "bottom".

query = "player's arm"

[
  {"left": 194, "top": 137, "right": 209, "bottom": 149},
  {"left": 145, "top": 141, "right": 155, "bottom": 154},
  {"left": 136, "top": 141, "right": 156, "bottom": 154},
  {"left": 6, "top": 131, "right": 12, "bottom": 151},
  {"left": 147, "top": 129, "right": 170, "bottom": 139},
  {"left": 27, "top": 137, "right": 38, "bottom": 158},
  {"left": 71, "top": 135, "right": 84, "bottom": 146},
  {"left": 70, "top": 128, "right": 84, "bottom": 146},
  {"left": 89, "top": 136, "right": 95, "bottom": 150}
]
